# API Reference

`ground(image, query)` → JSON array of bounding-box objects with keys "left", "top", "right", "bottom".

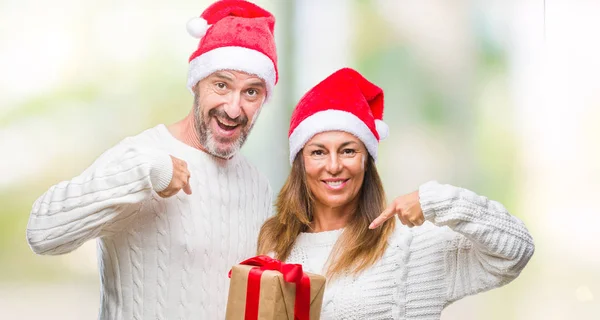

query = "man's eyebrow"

[
  {"left": 247, "top": 81, "right": 266, "bottom": 89},
  {"left": 213, "top": 72, "right": 234, "bottom": 82}
]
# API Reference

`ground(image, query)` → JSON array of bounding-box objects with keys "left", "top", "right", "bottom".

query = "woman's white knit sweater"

[
  {"left": 26, "top": 124, "right": 273, "bottom": 320},
  {"left": 285, "top": 181, "right": 534, "bottom": 320}
]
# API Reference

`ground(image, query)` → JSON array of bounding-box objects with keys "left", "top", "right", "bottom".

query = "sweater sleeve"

[
  {"left": 26, "top": 140, "right": 173, "bottom": 255},
  {"left": 417, "top": 180, "right": 535, "bottom": 304}
]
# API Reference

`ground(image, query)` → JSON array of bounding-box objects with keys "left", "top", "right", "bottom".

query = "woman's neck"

[{"left": 310, "top": 198, "right": 359, "bottom": 233}]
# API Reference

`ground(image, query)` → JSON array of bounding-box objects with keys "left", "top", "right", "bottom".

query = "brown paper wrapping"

[{"left": 225, "top": 264, "right": 326, "bottom": 320}]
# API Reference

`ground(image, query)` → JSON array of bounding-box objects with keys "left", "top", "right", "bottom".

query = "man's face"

[{"left": 193, "top": 70, "right": 267, "bottom": 158}]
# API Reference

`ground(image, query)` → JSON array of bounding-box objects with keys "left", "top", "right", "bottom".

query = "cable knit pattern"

[
  {"left": 176, "top": 194, "right": 195, "bottom": 320},
  {"left": 152, "top": 196, "right": 169, "bottom": 320},
  {"left": 285, "top": 181, "right": 534, "bottom": 319},
  {"left": 127, "top": 213, "right": 144, "bottom": 320},
  {"left": 26, "top": 124, "right": 273, "bottom": 320}
]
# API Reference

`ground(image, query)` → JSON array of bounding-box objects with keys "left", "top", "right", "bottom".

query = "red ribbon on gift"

[{"left": 228, "top": 255, "right": 311, "bottom": 320}]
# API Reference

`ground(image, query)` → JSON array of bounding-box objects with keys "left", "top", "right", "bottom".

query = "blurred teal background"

[{"left": 1, "top": 0, "right": 599, "bottom": 319}]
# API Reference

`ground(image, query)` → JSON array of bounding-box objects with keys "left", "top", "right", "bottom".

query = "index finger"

[
  {"left": 369, "top": 203, "right": 396, "bottom": 229},
  {"left": 183, "top": 175, "right": 192, "bottom": 195},
  {"left": 183, "top": 182, "right": 192, "bottom": 195}
]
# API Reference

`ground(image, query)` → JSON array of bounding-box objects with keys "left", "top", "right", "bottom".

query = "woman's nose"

[{"left": 326, "top": 153, "right": 343, "bottom": 175}]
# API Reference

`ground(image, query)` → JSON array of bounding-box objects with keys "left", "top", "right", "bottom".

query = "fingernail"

[{"left": 369, "top": 222, "right": 376, "bottom": 229}]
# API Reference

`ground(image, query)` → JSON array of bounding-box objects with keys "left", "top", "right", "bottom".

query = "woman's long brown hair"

[{"left": 257, "top": 153, "right": 396, "bottom": 279}]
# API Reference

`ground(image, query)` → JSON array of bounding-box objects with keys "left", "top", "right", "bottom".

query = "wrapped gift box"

[{"left": 226, "top": 256, "right": 326, "bottom": 320}]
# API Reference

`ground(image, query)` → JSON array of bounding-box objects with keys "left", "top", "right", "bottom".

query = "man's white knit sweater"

[
  {"left": 285, "top": 181, "right": 534, "bottom": 320},
  {"left": 26, "top": 124, "right": 273, "bottom": 320}
]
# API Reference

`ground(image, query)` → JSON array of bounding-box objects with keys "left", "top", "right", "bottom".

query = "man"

[{"left": 26, "top": 1, "right": 277, "bottom": 319}]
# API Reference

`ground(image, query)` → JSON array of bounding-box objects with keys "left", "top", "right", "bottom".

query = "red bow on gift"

[{"left": 228, "top": 255, "right": 311, "bottom": 320}]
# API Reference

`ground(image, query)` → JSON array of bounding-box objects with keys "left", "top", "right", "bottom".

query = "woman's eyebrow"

[
  {"left": 339, "top": 141, "right": 358, "bottom": 148},
  {"left": 306, "top": 142, "right": 325, "bottom": 148},
  {"left": 306, "top": 141, "right": 358, "bottom": 149}
]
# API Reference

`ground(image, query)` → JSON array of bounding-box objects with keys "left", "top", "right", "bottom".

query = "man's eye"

[
  {"left": 216, "top": 83, "right": 226, "bottom": 89},
  {"left": 247, "top": 88, "right": 257, "bottom": 96}
]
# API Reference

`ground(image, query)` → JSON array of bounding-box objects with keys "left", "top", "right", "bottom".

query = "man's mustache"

[{"left": 208, "top": 108, "right": 248, "bottom": 126}]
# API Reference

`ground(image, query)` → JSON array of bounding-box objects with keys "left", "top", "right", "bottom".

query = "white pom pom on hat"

[
  {"left": 185, "top": 0, "right": 279, "bottom": 100},
  {"left": 186, "top": 17, "right": 209, "bottom": 39},
  {"left": 375, "top": 119, "right": 389, "bottom": 140}
]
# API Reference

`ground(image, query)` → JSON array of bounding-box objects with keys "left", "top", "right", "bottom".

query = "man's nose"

[{"left": 224, "top": 93, "right": 242, "bottom": 119}]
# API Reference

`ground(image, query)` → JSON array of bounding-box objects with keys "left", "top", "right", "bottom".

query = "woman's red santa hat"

[
  {"left": 186, "top": 0, "right": 278, "bottom": 100},
  {"left": 288, "top": 68, "right": 389, "bottom": 164}
]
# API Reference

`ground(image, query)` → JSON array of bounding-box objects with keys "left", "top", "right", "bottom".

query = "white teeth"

[
  {"left": 326, "top": 181, "right": 343, "bottom": 187},
  {"left": 217, "top": 118, "right": 237, "bottom": 127}
]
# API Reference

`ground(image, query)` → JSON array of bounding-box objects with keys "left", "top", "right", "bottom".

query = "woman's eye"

[
  {"left": 342, "top": 149, "right": 356, "bottom": 155},
  {"left": 216, "top": 82, "right": 226, "bottom": 89},
  {"left": 311, "top": 150, "right": 324, "bottom": 156}
]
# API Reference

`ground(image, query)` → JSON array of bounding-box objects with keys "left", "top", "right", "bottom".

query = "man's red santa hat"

[{"left": 186, "top": 0, "right": 278, "bottom": 100}]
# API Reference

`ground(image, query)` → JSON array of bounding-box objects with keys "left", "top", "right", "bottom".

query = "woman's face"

[{"left": 302, "top": 131, "right": 367, "bottom": 210}]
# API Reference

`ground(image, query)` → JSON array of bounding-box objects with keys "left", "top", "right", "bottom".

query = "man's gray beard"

[{"left": 193, "top": 100, "right": 261, "bottom": 159}]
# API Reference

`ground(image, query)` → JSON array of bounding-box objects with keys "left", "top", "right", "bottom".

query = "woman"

[{"left": 258, "top": 68, "right": 534, "bottom": 319}]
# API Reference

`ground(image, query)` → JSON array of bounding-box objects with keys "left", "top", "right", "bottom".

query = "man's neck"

[{"left": 168, "top": 112, "right": 208, "bottom": 152}]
